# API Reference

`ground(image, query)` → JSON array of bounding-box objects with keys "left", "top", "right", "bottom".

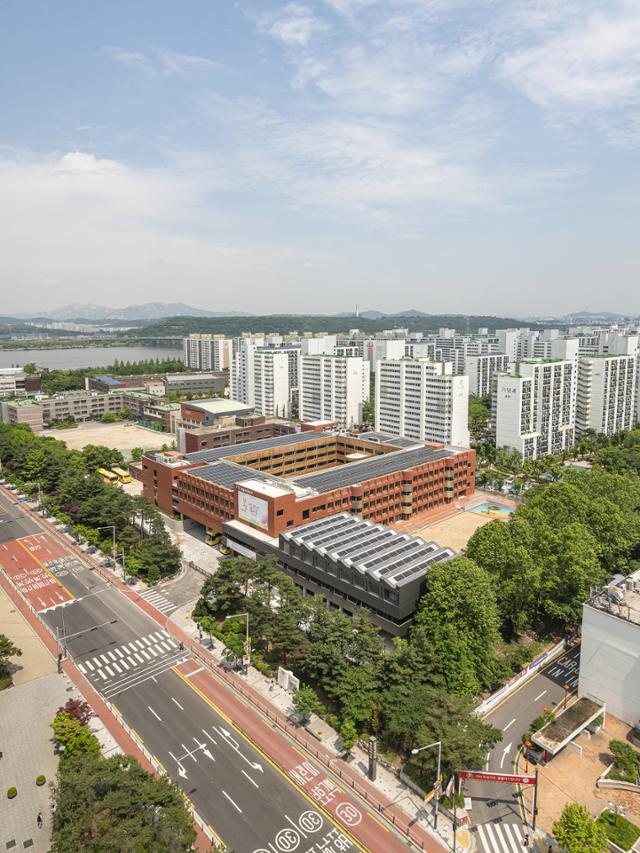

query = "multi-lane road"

[
  {"left": 467, "top": 643, "right": 581, "bottom": 853},
  {"left": 0, "top": 488, "right": 439, "bottom": 853}
]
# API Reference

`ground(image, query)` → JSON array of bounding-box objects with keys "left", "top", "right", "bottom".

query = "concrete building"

[
  {"left": 254, "top": 350, "right": 293, "bottom": 418},
  {"left": 375, "top": 359, "right": 470, "bottom": 448},
  {"left": 493, "top": 358, "right": 577, "bottom": 459},
  {"left": 369, "top": 338, "right": 406, "bottom": 372},
  {"left": 466, "top": 353, "right": 509, "bottom": 397},
  {"left": 0, "top": 367, "right": 29, "bottom": 398},
  {"left": 578, "top": 571, "right": 640, "bottom": 726},
  {"left": 163, "top": 372, "right": 226, "bottom": 396},
  {"left": 300, "top": 334, "right": 337, "bottom": 356},
  {"left": 577, "top": 354, "right": 637, "bottom": 436},
  {"left": 299, "top": 355, "right": 370, "bottom": 429},
  {"left": 182, "top": 334, "right": 231, "bottom": 371},
  {"left": 175, "top": 414, "right": 300, "bottom": 454},
  {"left": 179, "top": 398, "right": 254, "bottom": 428},
  {"left": 229, "top": 335, "right": 265, "bottom": 407}
]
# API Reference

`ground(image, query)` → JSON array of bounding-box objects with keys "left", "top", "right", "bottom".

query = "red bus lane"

[
  {"left": 0, "top": 534, "right": 74, "bottom": 611},
  {"left": 175, "top": 659, "right": 420, "bottom": 853}
]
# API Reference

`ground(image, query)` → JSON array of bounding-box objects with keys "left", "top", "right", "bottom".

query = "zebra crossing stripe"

[
  {"left": 85, "top": 660, "right": 94, "bottom": 671},
  {"left": 78, "top": 664, "right": 86, "bottom": 674},
  {"left": 112, "top": 662, "right": 122, "bottom": 674},
  {"left": 97, "top": 669, "right": 106, "bottom": 680}
]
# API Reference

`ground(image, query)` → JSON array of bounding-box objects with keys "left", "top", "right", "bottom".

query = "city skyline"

[{"left": 2, "top": 1, "right": 639, "bottom": 315}]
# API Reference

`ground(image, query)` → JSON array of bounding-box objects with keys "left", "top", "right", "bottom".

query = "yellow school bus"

[
  {"left": 112, "top": 466, "right": 132, "bottom": 484},
  {"left": 98, "top": 468, "right": 118, "bottom": 485}
]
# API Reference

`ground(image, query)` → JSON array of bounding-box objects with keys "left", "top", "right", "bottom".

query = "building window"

[
  {"left": 276, "top": 508, "right": 284, "bottom": 517},
  {"left": 302, "top": 509, "right": 310, "bottom": 519}
]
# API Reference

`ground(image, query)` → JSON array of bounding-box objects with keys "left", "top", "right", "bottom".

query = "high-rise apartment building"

[
  {"left": 466, "top": 353, "right": 509, "bottom": 397},
  {"left": 182, "top": 334, "right": 231, "bottom": 371},
  {"left": 577, "top": 354, "right": 637, "bottom": 436},
  {"left": 253, "top": 350, "right": 292, "bottom": 418},
  {"left": 229, "top": 335, "right": 265, "bottom": 407},
  {"left": 493, "top": 358, "right": 577, "bottom": 459},
  {"left": 375, "top": 359, "right": 470, "bottom": 447},
  {"left": 299, "top": 355, "right": 370, "bottom": 428}
]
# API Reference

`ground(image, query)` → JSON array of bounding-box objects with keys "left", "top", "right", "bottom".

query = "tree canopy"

[{"left": 552, "top": 803, "right": 608, "bottom": 853}]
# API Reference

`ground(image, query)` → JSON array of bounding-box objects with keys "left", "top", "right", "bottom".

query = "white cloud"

[
  {"left": 105, "top": 46, "right": 231, "bottom": 77},
  {"left": 261, "top": 3, "right": 327, "bottom": 46},
  {"left": 501, "top": 6, "right": 640, "bottom": 109}
]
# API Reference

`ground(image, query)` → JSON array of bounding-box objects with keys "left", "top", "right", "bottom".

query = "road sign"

[
  {"left": 459, "top": 770, "right": 536, "bottom": 785},
  {"left": 242, "top": 655, "right": 251, "bottom": 667}
]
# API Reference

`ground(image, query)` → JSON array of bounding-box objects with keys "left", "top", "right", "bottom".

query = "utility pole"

[{"left": 532, "top": 768, "right": 539, "bottom": 832}]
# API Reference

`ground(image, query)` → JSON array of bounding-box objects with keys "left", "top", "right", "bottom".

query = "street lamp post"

[
  {"left": 225, "top": 612, "right": 250, "bottom": 675},
  {"left": 411, "top": 740, "right": 442, "bottom": 831}
]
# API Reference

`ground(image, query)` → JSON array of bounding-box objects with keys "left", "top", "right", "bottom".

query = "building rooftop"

[
  {"left": 183, "top": 398, "right": 253, "bottom": 417},
  {"left": 185, "top": 430, "right": 329, "bottom": 463},
  {"left": 93, "top": 374, "right": 123, "bottom": 385},
  {"left": 188, "top": 461, "right": 274, "bottom": 489},
  {"left": 586, "top": 570, "right": 640, "bottom": 627},
  {"left": 282, "top": 513, "right": 454, "bottom": 589}
]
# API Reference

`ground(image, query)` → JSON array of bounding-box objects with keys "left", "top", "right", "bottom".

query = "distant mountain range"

[{"left": 12, "top": 303, "right": 252, "bottom": 322}]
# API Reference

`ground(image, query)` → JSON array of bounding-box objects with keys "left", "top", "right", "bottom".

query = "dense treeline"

[
  {"left": 132, "top": 313, "right": 546, "bottom": 339},
  {"left": 0, "top": 424, "right": 180, "bottom": 581},
  {"left": 24, "top": 356, "right": 186, "bottom": 394}
]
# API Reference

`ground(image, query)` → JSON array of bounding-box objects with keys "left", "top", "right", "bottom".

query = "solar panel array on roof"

[
  {"left": 292, "top": 445, "right": 452, "bottom": 493},
  {"left": 186, "top": 430, "right": 332, "bottom": 464},
  {"left": 189, "top": 461, "right": 273, "bottom": 489},
  {"left": 282, "top": 514, "right": 454, "bottom": 590},
  {"left": 359, "top": 432, "right": 422, "bottom": 448}
]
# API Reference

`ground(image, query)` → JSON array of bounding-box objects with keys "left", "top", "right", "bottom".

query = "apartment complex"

[
  {"left": 299, "top": 355, "right": 370, "bottom": 428},
  {"left": 182, "top": 334, "right": 231, "bottom": 371},
  {"left": 577, "top": 354, "right": 637, "bottom": 436},
  {"left": 375, "top": 359, "right": 470, "bottom": 448},
  {"left": 253, "top": 350, "right": 293, "bottom": 418}
]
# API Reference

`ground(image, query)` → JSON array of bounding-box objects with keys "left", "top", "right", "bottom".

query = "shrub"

[
  {"left": 7, "top": 787, "right": 17, "bottom": 798},
  {"left": 36, "top": 775, "right": 46, "bottom": 786},
  {"left": 609, "top": 740, "right": 640, "bottom": 784}
]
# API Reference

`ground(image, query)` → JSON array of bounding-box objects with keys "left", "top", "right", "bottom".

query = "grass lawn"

[{"left": 597, "top": 810, "right": 640, "bottom": 851}]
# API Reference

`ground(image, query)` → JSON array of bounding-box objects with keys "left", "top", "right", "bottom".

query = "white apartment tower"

[
  {"left": 229, "top": 335, "right": 265, "bottom": 406},
  {"left": 493, "top": 358, "right": 577, "bottom": 459},
  {"left": 466, "top": 353, "right": 509, "bottom": 397},
  {"left": 254, "top": 350, "right": 292, "bottom": 418},
  {"left": 375, "top": 359, "right": 470, "bottom": 448},
  {"left": 577, "top": 353, "right": 637, "bottom": 436},
  {"left": 182, "top": 334, "right": 230, "bottom": 371},
  {"left": 299, "top": 355, "right": 370, "bottom": 428}
]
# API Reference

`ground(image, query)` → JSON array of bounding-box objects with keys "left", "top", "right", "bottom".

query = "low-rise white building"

[
  {"left": 578, "top": 572, "right": 640, "bottom": 727},
  {"left": 0, "top": 368, "right": 28, "bottom": 398},
  {"left": 299, "top": 355, "right": 369, "bottom": 428},
  {"left": 375, "top": 359, "right": 470, "bottom": 447}
]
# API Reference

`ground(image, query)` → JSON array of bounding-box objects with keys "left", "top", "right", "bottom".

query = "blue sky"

[{"left": 1, "top": 0, "right": 639, "bottom": 317}]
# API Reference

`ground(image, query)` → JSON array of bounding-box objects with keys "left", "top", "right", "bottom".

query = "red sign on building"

[{"left": 459, "top": 770, "right": 536, "bottom": 785}]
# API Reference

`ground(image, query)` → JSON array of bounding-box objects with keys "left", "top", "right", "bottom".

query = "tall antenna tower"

[{"left": 355, "top": 304, "right": 360, "bottom": 318}]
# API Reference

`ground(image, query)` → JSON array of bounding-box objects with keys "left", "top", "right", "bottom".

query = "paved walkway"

[{"left": 0, "top": 585, "right": 56, "bottom": 685}]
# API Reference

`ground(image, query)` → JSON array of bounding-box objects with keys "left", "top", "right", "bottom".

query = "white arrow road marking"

[
  {"left": 241, "top": 769, "right": 259, "bottom": 788},
  {"left": 148, "top": 706, "right": 161, "bottom": 722},
  {"left": 216, "top": 726, "right": 264, "bottom": 773},
  {"left": 192, "top": 737, "right": 215, "bottom": 761},
  {"left": 500, "top": 742, "right": 512, "bottom": 769},
  {"left": 169, "top": 751, "right": 188, "bottom": 779},
  {"left": 222, "top": 791, "right": 242, "bottom": 813},
  {"left": 503, "top": 718, "right": 516, "bottom": 732}
]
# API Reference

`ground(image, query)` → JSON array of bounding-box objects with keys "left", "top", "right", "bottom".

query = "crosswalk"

[
  {"left": 75, "top": 630, "right": 188, "bottom": 698},
  {"left": 138, "top": 587, "right": 177, "bottom": 615},
  {"left": 475, "top": 820, "right": 527, "bottom": 852}
]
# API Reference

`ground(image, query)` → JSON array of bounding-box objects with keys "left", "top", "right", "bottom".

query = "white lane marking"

[
  {"left": 147, "top": 646, "right": 159, "bottom": 657},
  {"left": 114, "top": 648, "right": 124, "bottom": 658},
  {"left": 112, "top": 662, "right": 122, "bottom": 674},
  {"left": 241, "top": 769, "right": 259, "bottom": 788},
  {"left": 189, "top": 667, "right": 204, "bottom": 676},
  {"left": 126, "top": 655, "right": 136, "bottom": 666},
  {"left": 161, "top": 629, "right": 170, "bottom": 637},
  {"left": 222, "top": 791, "right": 242, "bottom": 813},
  {"left": 148, "top": 706, "right": 162, "bottom": 721},
  {"left": 98, "top": 669, "right": 107, "bottom": 680},
  {"left": 534, "top": 689, "right": 547, "bottom": 702},
  {"left": 105, "top": 665, "right": 114, "bottom": 677},
  {"left": 171, "top": 697, "right": 184, "bottom": 711},
  {"left": 140, "top": 649, "right": 151, "bottom": 661},
  {"left": 84, "top": 659, "right": 94, "bottom": 671},
  {"left": 78, "top": 664, "right": 86, "bottom": 674},
  {"left": 159, "top": 641, "right": 172, "bottom": 652},
  {"left": 503, "top": 718, "right": 516, "bottom": 732},
  {"left": 100, "top": 654, "right": 110, "bottom": 664},
  {"left": 107, "top": 651, "right": 117, "bottom": 661},
  {"left": 134, "top": 640, "right": 145, "bottom": 650},
  {"left": 150, "top": 632, "right": 163, "bottom": 642},
  {"left": 120, "top": 659, "right": 130, "bottom": 670},
  {"left": 202, "top": 729, "right": 218, "bottom": 746},
  {"left": 499, "top": 742, "right": 512, "bottom": 769},
  {"left": 503, "top": 822, "right": 524, "bottom": 851},
  {"left": 134, "top": 653, "right": 144, "bottom": 663}
]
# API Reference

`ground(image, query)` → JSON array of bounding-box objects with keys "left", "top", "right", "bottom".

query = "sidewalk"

[{"left": 171, "top": 602, "right": 473, "bottom": 853}]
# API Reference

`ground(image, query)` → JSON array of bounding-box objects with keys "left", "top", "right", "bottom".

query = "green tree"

[
  {"left": 0, "top": 633, "right": 22, "bottom": 679},
  {"left": 552, "top": 803, "right": 607, "bottom": 853},
  {"left": 50, "top": 712, "right": 101, "bottom": 760},
  {"left": 130, "top": 447, "right": 144, "bottom": 462},
  {"left": 340, "top": 719, "right": 358, "bottom": 758},
  {"left": 50, "top": 753, "right": 195, "bottom": 852},
  {"left": 292, "top": 685, "right": 324, "bottom": 721},
  {"left": 411, "top": 557, "right": 501, "bottom": 694}
]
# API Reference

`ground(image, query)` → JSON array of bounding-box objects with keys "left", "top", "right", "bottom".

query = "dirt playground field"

[{"left": 42, "top": 421, "right": 170, "bottom": 457}]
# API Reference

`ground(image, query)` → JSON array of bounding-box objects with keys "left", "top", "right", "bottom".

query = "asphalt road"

[
  {"left": 467, "top": 643, "right": 581, "bottom": 853},
  {"left": 0, "top": 491, "right": 41, "bottom": 542}
]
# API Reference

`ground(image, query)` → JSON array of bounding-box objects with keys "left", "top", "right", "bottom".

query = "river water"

[{"left": 0, "top": 346, "right": 182, "bottom": 370}]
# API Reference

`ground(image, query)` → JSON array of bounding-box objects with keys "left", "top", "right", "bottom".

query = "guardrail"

[{"left": 475, "top": 638, "right": 569, "bottom": 717}]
